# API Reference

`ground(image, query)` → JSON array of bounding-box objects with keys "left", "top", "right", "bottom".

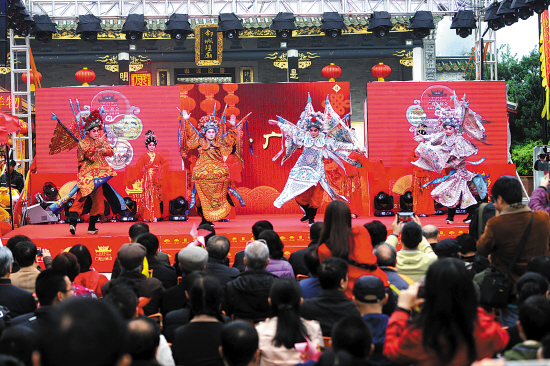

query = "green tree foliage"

[{"left": 511, "top": 140, "right": 541, "bottom": 176}]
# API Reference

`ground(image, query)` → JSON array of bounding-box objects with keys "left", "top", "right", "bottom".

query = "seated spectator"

[
  {"left": 256, "top": 278, "right": 323, "bottom": 366},
  {"left": 204, "top": 235, "right": 240, "bottom": 288},
  {"left": 103, "top": 243, "right": 163, "bottom": 316},
  {"left": 258, "top": 230, "right": 294, "bottom": 278},
  {"left": 0, "top": 247, "right": 36, "bottom": 318},
  {"left": 352, "top": 276, "right": 391, "bottom": 366},
  {"left": 365, "top": 220, "right": 388, "bottom": 247},
  {"left": 0, "top": 325, "right": 39, "bottom": 366},
  {"left": 174, "top": 224, "right": 215, "bottom": 277},
  {"left": 220, "top": 321, "right": 260, "bottom": 366},
  {"left": 128, "top": 223, "right": 169, "bottom": 266},
  {"left": 160, "top": 246, "right": 208, "bottom": 316},
  {"left": 136, "top": 233, "right": 177, "bottom": 289},
  {"left": 315, "top": 350, "right": 355, "bottom": 366},
  {"left": 10, "top": 241, "right": 40, "bottom": 293},
  {"left": 527, "top": 255, "right": 550, "bottom": 284},
  {"left": 422, "top": 225, "right": 439, "bottom": 250},
  {"left": 34, "top": 298, "right": 131, "bottom": 366},
  {"left": 289, "top": 222, "right": 322, "bottom": 277},
  {"left": 299, "top": 246, "right": 322, "bottom": 300},
  {"left": 331, "top": 315, "right": 373, "bottom": 366},
  {"left": 394, "top": 221, "right": 437, "bottom": 282},
  {"left": 456, "top": 233, "right": 489, "bottom": 278},
  {"left": 12, "top": 270, "right": 73, "bottom": 330},
  {"left": 504, "top": 296, "right": 550, "bottom": 360},
  {"left": 69, "top": 244, "right": 108, "bottom": 298},
  {"left": 528, "top": 174, "right": 550, "bottom": 215},
  {"left": 172, "top": 276, "right": 225, "bottom": 366},
  {"left": 433, "top": 238, "right": 459, "bottom": 259},
  {"left": 6, "top": 235, "right": 33, "bottom": 274},
  {"left": 373, "top": 243, "right": 413, "bottom": 295},
  {"left": 384, "top": 258, "right": 509, "bottom": 365},
  {"left": 233, "top": 220, "right": 273, "bottom": 272},
  {"left": 51, "top": 252, "right": 95, "bottom": 298},
  {"left": 127, "top": 318, "right": 161, "bottom": 366},
  {"left": 225, "top": 241, "right": 277, "bottom": 323},
  {"left": 300, "top": 257, "right": 360, "bottom": 336}
]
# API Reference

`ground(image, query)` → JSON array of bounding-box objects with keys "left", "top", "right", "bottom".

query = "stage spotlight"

[
  {"left": 374, "top": 191, "right": 395, "bottom": 217},
  {"left": 119, "top": 197, "right": 137, "bottom": 222},
  {"left": 368, "top": 11, "right": 393, "bottom": 38},
  {"left": 497, "top": 0, "right": 518, "bottom": 26},
  {"left": 164, "top": 14, "right": 193, "bottom": 41},
  {"left": 400, "top": 191, "right": 414, "bottom": 212},
  {"left": 122, "top": 14, "right": 148, "bottom": 43},
  {"left": 270, "top": 12, "right": 297, "bottom": 39},
  {"left": 43, "top": 182, "right": 58, "bottom": 201},
  {"left": 31, "top": 14, "right": 57, "bottom": 43},
  {"left": 526, "top": 0, "right": 548, "bottom": 13},
  {"left": 76, "top": 14, "right": 103, "bottom": 43},
  {"left": 450, "top": 10, "right": 476, "bottom": 38},
  {"left": 511, "top": 0, "right": 534, "bottom": 19},
  {"left": 169, "top": 196, "right": 189, "bottom": 221},
  {"left": 484, "top": 2, "right": 506, "bottom": 31},
  {"left": 408, "top": 11, "right": 435, "bottom": 39},
  {"left": 321, "top": 12, "right": 347, "bottom": 38},
  {"left": 217, "top": 13, "right": 244, "bottom": 39}
]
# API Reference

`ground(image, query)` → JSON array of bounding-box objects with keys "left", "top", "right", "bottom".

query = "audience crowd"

[{"left": 1, "top": 174, "right": 550, "bottom": 366}]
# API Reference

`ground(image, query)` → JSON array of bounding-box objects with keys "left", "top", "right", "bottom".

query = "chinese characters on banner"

[
  {"left": 0, "top": 93, "right": 21, "bottom": 112},
  {"left": 130, "top": 72, "right": 152, "bottom": 86},
  {"left": 540, "top": 11, "right": 550, "bottom": 120},
  {"left": 195, "top": 24, "right": 223, "bottom": 66}
]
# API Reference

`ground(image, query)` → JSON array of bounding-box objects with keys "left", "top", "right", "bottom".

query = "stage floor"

[{"left": 2, "top": 213, "right": 471, "bottom": 272}]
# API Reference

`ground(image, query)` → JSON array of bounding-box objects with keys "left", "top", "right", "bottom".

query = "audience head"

[
  {"left": 257, "top": 230, "right": 284, "bottom": 260},
  {"left": 135, "top": 233, "right": 159, "bottom": 257},
  {"left": 401, "top": 222, "right": 423, "bottom": 250},
  {"left": 364, "top": 220, "right": 387, "bottom": 246},
  {"left": 5, "top": 235, "right": 31, "bottom": 254},
  {"left": 128, "top": 222, "right": 149, "bottom": 243},
  {"left": 516, "top": 272, "right": 549, "bottom": 305},
  {"left": 35, "top": 269, "right": 73, "bottom": 307},
  {"left": 539, "top": 334, "right": 550, "bottom": 359},
  {"left": 518, "top": 295, "right": 550, "bottom": 342},
  {"left": 353, "top": 275, "right": 387, "bottom": 305},
  {"left": 117, "top": 243, "right": 146, "bottom": 272},
  {"left": 188, "top": 275, "right": 224, "bottom": 320},
  {"left": 37, "top": 298, "right": 130, "bottom": 366},
  {"left": 309, "top": 222, "right": 323, "bottom": 244},
  {"left": 527, "top": 256, "right": 550, "bottom": 284},
  {"left": 433, "top": 239, "right": 459, "bottom": 259},
  {"left": 457, "top": 234, "right": 477, "bottom": 256},
  {"left": 51, "top": 252, "right": 80, "bottom": 282},
  {"left": 220, "top": 321, "right": 260, "bottom": 366},
  {"left": 315, "top": 350, "right": 354, "bottom": 366},
  {"left": 0, "top": 326, "right": 38, "bottom": 366},
  {"left": 318, "top": 201, "right": 352, "bottom": 259},
  {"left": 244, "top": 241, "right": 269, "bottom": 270},
  {"left": 422, "top": 225, "right": 439, "bottom": 243},
  {"left": 317, "top": 257, "right": 348, "bottom": 291},
  {"left": 491, "top": 175, "right": 523, "bottom": 206},
  {"left": 126, "top": 318, "right": 160, "bottom": 362},
  {"left": 252, "top": 220, "right": 273, "bottom": 240},
  {"left": 177, "top": 246, "right": 208, "bottom": 274},
  {"left": 331, "top": 315, "right": 372, "bottom": 359},
  {"left": 104, "top": 278, "right": 139, "bottom": 320},
  {"left": 206, "top": 235, "right": 231, "bottom": 261},
  {"left": 0, "top": 354, "right": 25, "bottom": 366},
  {"left": 374, "top": 243, "right": 397, "bottom": 267},
  {"left": 13, "top": 241, "right": 37, "bottom": 268},
  {"left": 68, "top": 245, "right": 93, "bottom": 273},
  {"left": 303, "top": 246, "right": 321, "bottom": 277},
  {"left": 198, "top": 224, "right": 216, "bottom": 244},
  {"left": 269, "top": 278, "right": 306, "bottom": 349},
  {"left": 0, "top": 247, "right": 13, "bottom": 277}
]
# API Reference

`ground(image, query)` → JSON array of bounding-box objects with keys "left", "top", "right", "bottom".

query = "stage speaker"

[
  {"left": 0, "top": 1, "right": 7, "bottom": 65},
  {"left": 26, "top": 202, "right": 59, "bottom": 224}
]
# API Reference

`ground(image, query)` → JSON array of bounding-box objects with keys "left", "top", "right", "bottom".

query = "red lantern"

[
  {"left": 322, "top": 63, "right": 342, "bottom": 82},
  {"left": 371, "top": 62, "right": 392, "bottom": 81},
  {"left": 21, "top": 71, "right": 42, "bottom": 84},
  {"left": 75, "top": 67, "right": 96, "bottom": 86},
  {"left": 19, "top": 120, "right": 28, "bottom": 135}
]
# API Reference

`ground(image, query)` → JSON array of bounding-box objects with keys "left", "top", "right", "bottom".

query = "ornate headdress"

[
  {"left": 198, "top": 112, "right": 220, "bottom": 135},
  {"left": 84, "top": 110, "right": 103, "bottom": 131},
  {"left": 439, "top": 107, "right": 461, "bottom": 130},
  {"left": 144, "top": 130, "right": 157, "bottom": 146},
  {"left": 305, "top": 115, "right": 323, "bottom": 131}
]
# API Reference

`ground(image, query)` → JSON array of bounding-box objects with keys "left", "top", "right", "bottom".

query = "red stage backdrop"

[{"left": 35, "top": 82, "right": 351, "bottom": 215}]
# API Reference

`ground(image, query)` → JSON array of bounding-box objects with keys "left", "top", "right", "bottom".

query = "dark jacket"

[
  {"left": 0, "top": 278, "right": 36, "bottom": 318},
  {"left": 147, "top": 256, "right": 177, "bottom": 290},
  {"left": 204, "top": 257, "right": 240, "bottom": 288},
  {"left": 469, "top": 202, "right": 496, "bottom": 241},
  {"left": 289, "top": 243, "right": 316, "bottom": 277},
  {"left": 0, "top": 170, "right": 24, "bottom": 193},
  {"left": 224, "top": 269, "right": 277, "bottom": 322},
  {"left": 102, "top": 271, "right": 163, "bottom": 316},
  {"left": 231, "top": 250, "right": 245, "bottom": 272},
  {"left": 300, "top": 289, "right": 361, "bottom": 336},
  {"left": 12, "top": 306, "right": 56, "bottom": 332}
]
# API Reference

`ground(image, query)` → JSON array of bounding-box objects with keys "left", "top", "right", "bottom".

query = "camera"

[
  {"left": 397, "top": 212, "right": 415, "bottom": 223},
  {"left": 37, "top": 250, "right": 43, "bottom": 257}
]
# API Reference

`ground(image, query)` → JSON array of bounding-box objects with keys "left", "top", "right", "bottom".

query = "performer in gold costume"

[{"left": 126, "top": 130, "right": 168, "bottom": 222}]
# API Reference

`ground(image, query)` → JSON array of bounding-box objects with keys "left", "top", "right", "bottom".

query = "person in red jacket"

[{"left": 384, "top": 258, "right": 508, "bottom": 366}]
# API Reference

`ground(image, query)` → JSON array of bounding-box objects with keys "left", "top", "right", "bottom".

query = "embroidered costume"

[
  {"left": 125, "top": 131, "right": 168, "bottom": 222},
  {"left": 270, "top": 95, "right": 364, "bottom": 224}
]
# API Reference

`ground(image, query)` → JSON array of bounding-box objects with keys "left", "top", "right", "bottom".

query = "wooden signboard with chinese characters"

[
  {"left": 130, "top": 72, "right": 152, "bottom": 86},
  {"left": 195, "top": 24, "right": 223, "bottom": 66}
]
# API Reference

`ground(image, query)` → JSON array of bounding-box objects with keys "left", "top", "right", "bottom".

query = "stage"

[{"left": 2, "top": 213, "right": 471, "bottom": 272}]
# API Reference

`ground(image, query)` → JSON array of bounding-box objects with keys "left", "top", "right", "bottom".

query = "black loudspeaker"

[{"left": 0, "top": 1, "right": 7, "bottom": 65}]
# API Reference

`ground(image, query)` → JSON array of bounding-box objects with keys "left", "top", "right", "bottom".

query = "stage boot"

[
  {"left": 197, "top": 206, "right": 214, "bottom": 227},
  {"left": 68, "top": 212, "right": 79, "bottom": 235},
  {"left": 308, "top": 207, "right": 317, "bottom": 226},
  {"left": 88, "top": 215, "right": 99, "bottom": 235},
  {"left": 446, "top": 207, "right": 456, "bottom": 225},
  {"left": 299, "top": 204, "right": 310, "bottom": 222}
]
